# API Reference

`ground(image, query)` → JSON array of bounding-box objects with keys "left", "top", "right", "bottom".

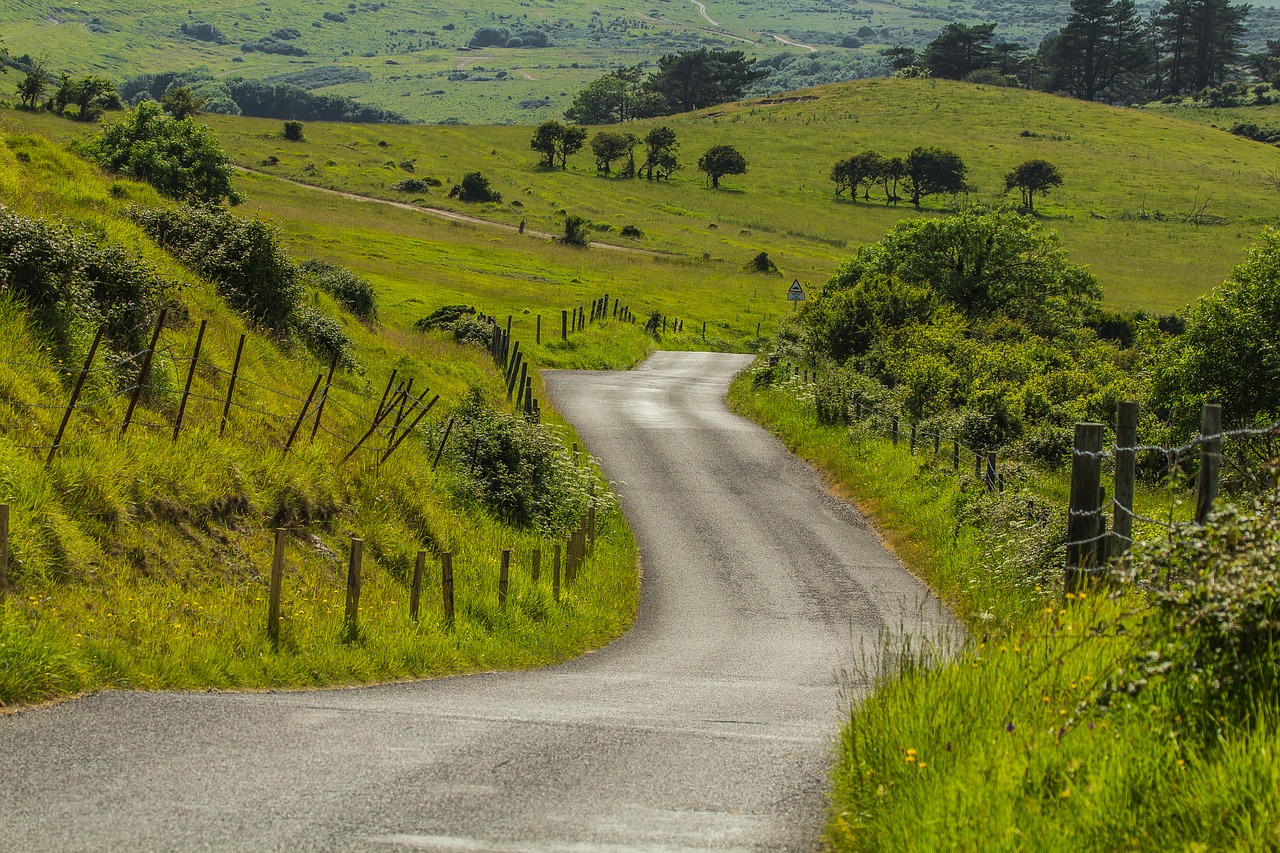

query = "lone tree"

[
  {"left": 698, "top": 144, "right": 747, "bottom": 188},
  {"left": 1005, "top": 159, "right": 1063, "bottom": 211},
  {"left": 902, "top": 146, "right": 968, "bottom": 208},
  {"left": 640, "top": 126, "right": 679, "bottom": 180},
  {"left": 16, "top": 59, "right": 49, "bottom": 109},
  {"left": 530, "top": 120, "right": 587, "bottom": 170},
  {"left": 590, "top": 131, "right": 638, "bottom": 176},
  {"left": 160, "top": 86, "right": 205, "bottom": 120}
]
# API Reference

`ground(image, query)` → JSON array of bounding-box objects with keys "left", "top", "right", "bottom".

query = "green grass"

[
  {"left": 0, "top": 126, "right": 641, "bottom": 709},
  {"left": 731, "top": 367, "right": 1280, "bottom": 851}
]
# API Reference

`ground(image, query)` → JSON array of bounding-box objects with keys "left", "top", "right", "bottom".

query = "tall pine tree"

[{"left": 1043, "top": 0, "right": 1150, "bottom": 101}]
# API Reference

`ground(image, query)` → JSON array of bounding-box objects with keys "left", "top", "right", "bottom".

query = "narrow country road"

[{"left": 0, "top": 352, "right": 951, "bottom": 852}]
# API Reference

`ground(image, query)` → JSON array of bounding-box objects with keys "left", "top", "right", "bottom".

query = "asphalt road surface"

[{"left": 0, "top": 351, "right": 951, "bottom": 852}]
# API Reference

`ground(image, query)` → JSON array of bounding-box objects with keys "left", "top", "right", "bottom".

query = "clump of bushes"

[
  {"left": 391, "top": 176, "right": 443, "bottom": 193},
  {"left": 0, "top": 205, "right": 168, "bottom": 357},
  {"left": 448, "top": 172, "right": 501, "bottom": 202},
  {"left": 299, "top": 259, "right": 377, "bottom": 322},
  {"left": 413, "top": 304, "right": 491, "bottom": 348},
  {"left": 446, "top": 387, "right": 593, "bottom": 532}
]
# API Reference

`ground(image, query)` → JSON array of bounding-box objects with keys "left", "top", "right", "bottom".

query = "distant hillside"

[{"left": 5, "top": 0, "right": 1280, "bottom": 125}]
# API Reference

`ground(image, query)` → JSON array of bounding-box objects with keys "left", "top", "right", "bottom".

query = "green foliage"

[
  {"left": 159, "top": 86, "right": 204, "bottom": 120},
  {"left": 529, "top": 120, "right": 587, "bottom": 170},
  {"left": 447, "top": 386, "right": 593, "bottom": 533},
  {"left": 902, "top": 146, "right": 969, "bottom": 208},
  {"left": 646, "top": 48, "right": 769, "bottom": 113},
  {"left": 696, "top": 143, "right": 748, "bottom": 188},
  {"left": 50, "top": 74, "right": 119, "bottom": 121},
  {"left": 451, "top": 171, "right": 502, "bottom": 203},
  {"left": 589, "top": 130, "right": 637, "bottom": 175},
  {"left": 299, "top": 259, "right": 377, "bottom": 321},
  {"left": 923, "top": 22, "right": 998, "bottom": 80},
  {"left": 179, "top": 22, "right": 229, "bottom": 45},
  {"left": 639, "top": 125, "right": 679, "bottom": 181},
  {"left": 744, "top": 251, "right": 778, "bottom": 274},
  {"left": 558, "top": 215, "right": 591, "bottom": 247},
  {"left": 90, "top": 101, "right": 242, "bottom": 206},
  {"left": 129, "top": 204, "right": 301, "bottom": 332},
  {"left": 413, "top": 305, "right": 491, "bottom": 347},
  {"left": 1004, "top": 158, "right": 1064, "bottom": 210},
  {"left": 119, "top": 73, "right": 408, "bottom": 123},
  {"left": 390, "top": 176, "right": 442, "bottom": 192},
  {"left": 282, "top": 120, "right": 304, "bottom": 141},
  {"left": 293, "top": 303, "right": 356, "bottom": 368},
  {"left": 0, "top": 205, "right": 167, "bottom": 356},
  {"left": 1151, "top": 227, "right": 1280, "bottom": 430}
]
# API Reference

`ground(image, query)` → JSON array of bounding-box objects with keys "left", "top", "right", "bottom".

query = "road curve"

[{"left": 0, "top": 352, "right": 950, "bottom": 852}]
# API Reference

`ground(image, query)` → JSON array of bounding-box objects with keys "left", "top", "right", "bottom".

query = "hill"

[{"left": 5, "top": 0, "right": 1280, "bottom": 125}]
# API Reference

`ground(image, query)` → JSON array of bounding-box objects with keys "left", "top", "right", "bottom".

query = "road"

[{"left": 0, "top": 352, "right": 951, "bottom": 852}]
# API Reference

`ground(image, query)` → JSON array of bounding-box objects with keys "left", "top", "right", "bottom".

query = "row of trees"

[
  {"left": 565, "top": 48, "right": 768, "bottom": 124},
  {"left": 832, "top": 150, "right": 1065, "bottom": 210},
  {"left": 530, "top": 121, "right": 749, "bottom": 187},
  {"left": 896, "top": 0, "right": 1257, "bottom": 103}
]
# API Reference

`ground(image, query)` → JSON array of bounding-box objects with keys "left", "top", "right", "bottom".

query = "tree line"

[
  {"left": 832, "top": 149, "right": 1064, "bottom": 211},
  {"left": 528, "top": 122, "right": 748, "bottom": 188},
  {"left": 891, "top": 0, "right": 1263, "bottom": 104}
]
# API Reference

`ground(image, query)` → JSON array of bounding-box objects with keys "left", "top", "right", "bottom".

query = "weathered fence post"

[
  {"left": 410, "top": 549, "right": 425, "bottom": 622},
  {"left": 975, "top": 450, "right": 983, "bottom": 479},
  {"left": 532, "top": 548, "right": 541, "bottom": 583},
  {"left": 47, "top": 327, "right": 104, "bottom": 466},
  {"left": 309, "top": 352, "right": 340, "bottom": 442},
  {"left": 516, "top": 361, "right": 528, "bottom": 410},
  {"left": 219, "top": 333, "right": 246, "bottom": 438},
  {"left": 172, "top": 319, "right": 206, "bottom": 442},
  {"left": 0, "top": 503, "right": 8, "bottom": 598},
  {"left": 985, "top": 451, "right": 998, "bottom": 493},
  {"left": 284, "top": 374, "right": 324, "bottom": 452},
  {"left": 268, "top": 528, "right": 285, "bottom": 647},
  {"left": 588, "top": 501, "right": 596, "bottom": 547},
  {"left": 910, "top": 424, "right": 917, "bottom": 455},
  {"left": 1065, "top": 422, "right": 1105, "bottom": 592},
  {"left": 536, "top": 315, "right": 541, "bottom": 345},
  {"left": 122, "top": 308, "right": 167, "bottom": 437},
  {"left": 432, "top": 417, "right": 455, "bottom": 470},
  {"left": 1112, "top": 401, "right": 1138, "bottom": 558},
  {"left": 499, "top": 548, "right": 510, "bottom": 606},
  {"left": 552, "top": 543, "right": 561, "bottom": 600},
  {"left": 442, "top": 552, "right": 454, "bottom": 625},
  {"left": 1195, "top": 403, "right": 1222, "bottom": 525},
  {"left": 953, "top": 439, "right": 960, "bottom": 473},
  {"left": 562, "top": 309, "right": 568, "bottom": 341},
  {"left": 891, "top": 416, "right": 899, "bottom": 446},
  {"left": 344, "top": 537, "right": 363, "bottom": 641}
]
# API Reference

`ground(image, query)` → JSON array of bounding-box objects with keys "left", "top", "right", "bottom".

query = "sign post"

[{"left": 787, "top": 279, "right": 805, "bottom": 310}]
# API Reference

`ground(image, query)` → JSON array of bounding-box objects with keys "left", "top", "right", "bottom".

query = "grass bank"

[{"left": 730, "top": 368, "right": 1280, "bottom": 851}]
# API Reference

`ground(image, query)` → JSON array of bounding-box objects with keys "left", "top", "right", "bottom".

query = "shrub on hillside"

[
  {"left": 90, "top": 101, "right": 242, "bottom": 206},
  {"left": 449, "top": 172, "right": 501, "bottom": 203},
  {"left": 293, "top": 304, "right": 356, "bottom": 368},
  {"left": 0, "top": 206, "right": 167, "bottom": 357},
  {"left": 129, "top": 205, "right": 300, "bottom": 332},
  {"left": 299, "top": 259, "right": 377, "bottom": 321}
]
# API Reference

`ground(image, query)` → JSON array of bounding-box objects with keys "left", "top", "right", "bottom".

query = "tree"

[
  {"left": 923, "top": 23, "right": 999, "bottom": 79},
  {"left": 90, "top": 100, "right": 242, "bottom": 205},
  {"left": 161, "top": 86, "right": 205, "bottom": 119},
  {"left": 590, "top": 131, "right": 637, "bottom": 175},
  {"left": 881, "top": 46, "right": 918, "bottom": 71},
  {"left": 640, "top": 126, "right": 679, "bottom": 181},
  {"left": 831, "top": 151, "right": 884, "bottom": 200},
  {"left": 697, "top": 144, "right": 747, "bottom": 188},
  {"left": 51, "top": 75, "right": 119, "bottom": 121},
  {"left": 902, "top": 147, "right": 968, "bottom": 208},
  {"left": 878, "top": 157, "right": 907, "bottom": 204},
  {"left": 16, "top": 58, "right": 48, "bottom": 109},
  {"left": 1004, "top": 159, "right": 1064, "bottom": 210},
  {"left": 529, "top": 120, "right": 586, "bottom": 170},
  {"left": 645, "top": 49, "right": 769, "bottom": 113},
  {"left": 564, "top": 67, "right": 662, "bottom": 124},
  {"left": 1155, "top": 0, "right": 1249, "bottom": 95},
  {"left": 558, "top": 215, "right": 591, "bottom": 247},
  {"left": 1041, "top": 0, "right": 1149, "bottom": 101}
]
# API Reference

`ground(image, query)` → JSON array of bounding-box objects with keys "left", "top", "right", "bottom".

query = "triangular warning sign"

[{"left": 787, "top": 280, "right": 805, "bottom": 300}]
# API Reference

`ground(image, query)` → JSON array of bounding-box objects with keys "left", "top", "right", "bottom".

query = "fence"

[{"left": 773, "top": 360, "right": 1280, "bottom": 594}]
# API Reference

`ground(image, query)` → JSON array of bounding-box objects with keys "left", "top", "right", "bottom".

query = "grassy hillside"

[
  {"left": 0, "top": 129, "right": 645, "bottom": 708},
  {"left": 6, "top": 0, "right": 1280, "bottom": 126},
  {"left": 11, "top": 77, "right": 1279, "bottom": 314}
]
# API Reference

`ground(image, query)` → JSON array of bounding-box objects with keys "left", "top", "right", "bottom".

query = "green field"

[{"left": 5, "top": 0, "right": 1280, "bottom": 126}]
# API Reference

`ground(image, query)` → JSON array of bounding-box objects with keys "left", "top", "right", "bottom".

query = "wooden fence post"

[
  {"left": 536, "top": 314, "right": 541, "bottom": 345},
  {"left": 47, "top": 327, "right": 104, "bottom": 466},
  {"left": 284, "top": 374, "right": 324, "bottom": 452},
  {"left": 442, "top": 552, "right": 454, "bottom": 625},
  {"left": 516, "top": 361, "right": 528, "bottom": 409},
  {"left": 506, "top": 351, "right": 523, "bottom": 401},
  {"left": 220, "top": 333, "right": 246, "bottom": 438},
  {"left": 562, "top": 309, "right": 568, "bottom": 341},
  {"left": 910, "top": 424, "right": 917, "bottom": 455},
  {"left": 891, "top": 416, "right": 899, "bottom": 446},
  {"left": 341, "top": 386, "right": 408, "bottom": 465},
  {"left": 410, "top": 549, "right": 425, "bottom": 622},
  {"left": 309, "top": 352, "right": 340, "bottom": 442},
  {"left": 953, "top": 439, "right": 960, "bottom": 473},
  {"left": 1112, "top": 401, "right": 1138, "bottom": 558},
  {"left": 974, "top": 450, "right": 982, "bottom": 479},
  {"left": 532, "top": 548, "right": 541, "bottom": 583},
  {"left": 122, "top": 308, "right": 167, "bottom": 437},
  {"left": 344, "top": 537, "right": 363, "bottom": 641},
  {"left": 432, "top": 417, "right": 455, "bottom": 470},
  {"left": 268, "top": 528, "right": 285, "bottom": 647},
  {"left": 985, "top": 451, "right": 997, "bottom": 493},
  {"left": 499, "top": 548, "right": 510, "bottom": 606},
  {"left": 382, "top": 395, "right": 439, "bottom": 464},
  {"left": 552, "top": 543, "right": 561, "bottom": 600},
  {"left": 588, "top": 502, "right": 596, "bottom": 547},
  {"left": 1195, "top": 403, "right": 1222, "bottom": 525},
  {"left": 1065, "top": 422, "right": 1105, "bottom": 592},
  {"left": 172, "top": 319, "right": 206, "bottom": 442}
]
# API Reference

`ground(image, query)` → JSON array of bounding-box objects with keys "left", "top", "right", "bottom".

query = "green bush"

[
  {"left": 293, "top": 304, "right": 356, "bottom": 368},
  {"left": 299, "top": 259, "right": 377, "bottom": 321},
  {"left": 0, "top": 205, "right": 166, "bottom": 357},
  {"left": 449, "top": 172, "right": 501, "bottom": 203},
  {"left": 130, "top": 204, "right": 301, "bottom": 333},
  {"left": 447, "top": 387, "right": 592, "bottom": 533},
  {"left": 89, "top": 101, "right": 242, "bottom": 206}
]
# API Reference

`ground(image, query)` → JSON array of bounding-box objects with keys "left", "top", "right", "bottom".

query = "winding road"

[{"left": 0, "top": 352, "right": 950, "bottom": 852}]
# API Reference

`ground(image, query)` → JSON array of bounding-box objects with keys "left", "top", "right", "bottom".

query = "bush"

[
  {"left": 298, "top": 259, "right": 377, "bottom": 321},
  {"left": 283, "top": 120, "right": 305, "bottom": 141},
  {"left": 293, "top": 304, "right": 356, "bottom": 367},
  {"left": 447, "top": 387, "right": 592, "bottom": 532},
  {"left": 621, "top": 225, "right": 642, "bottom": 238},
  {"left": 391, "top": 176, "right": 441, "bottom": 192},
  {"left": 89, "top": 101, "right": 242, "bottom": 206},
  {"left": 449, "top": 171, "right": 501, "bottom": 202},
  {"left": 745, "top": 251, "right": 779, "bottom": 274},
  {"left": 130, "top": 205, "right": 301, "bottom": 332},
  {"left": 413, "top": 305, "right": 490, "bottom": 347},
  {"left": 0, "top": 206, "right": 167, "bottom": 357},
  {"left": 814, "top": 370, "right": 851, "bottom": 425},
  {"left": 558, "top": 215, "right": 591, "bottom": 247}
]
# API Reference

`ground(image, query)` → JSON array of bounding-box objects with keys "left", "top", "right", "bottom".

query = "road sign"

[{"left": 787, "top": 280, "right": 805, "bottom": 301}]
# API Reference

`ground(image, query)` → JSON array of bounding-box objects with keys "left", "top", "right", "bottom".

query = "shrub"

[
  {"left": 89, "top": 101, "right": 242, "bottom": 205},
  {"left": 449, "top": 172, "right": 501, "bottom": 202},
  {"left": 283, "top": 120, "right": 305, "bottom": 141},
  {"left": 814, "top": 370, "right": 851, "bottom": 425},
  {"left": 413, "top": 305, "right": 490, "bottom": 347},
  {"left": 0, "top": 206, "right": 167, "bottom": 356},
  {"left": 298, "top": 259, "right": 377, "bottom": 321},
  {"left": 745, "top": 251, "right": 779, "bottom": 274},
  {"left": 293, "top": 304, "right": 356, "bottom": 368},
  {"left": 558, "top": 215, "right": 591, "bottom": 247},
  {"left": 621, "top": 225, "right": 642, "bottom": 238},
  {"left": 130, "top": 205, "right": 301, "bottom": 332},
  {"left": 447, "top": 387, "right": 592, "bottom": 532}
]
